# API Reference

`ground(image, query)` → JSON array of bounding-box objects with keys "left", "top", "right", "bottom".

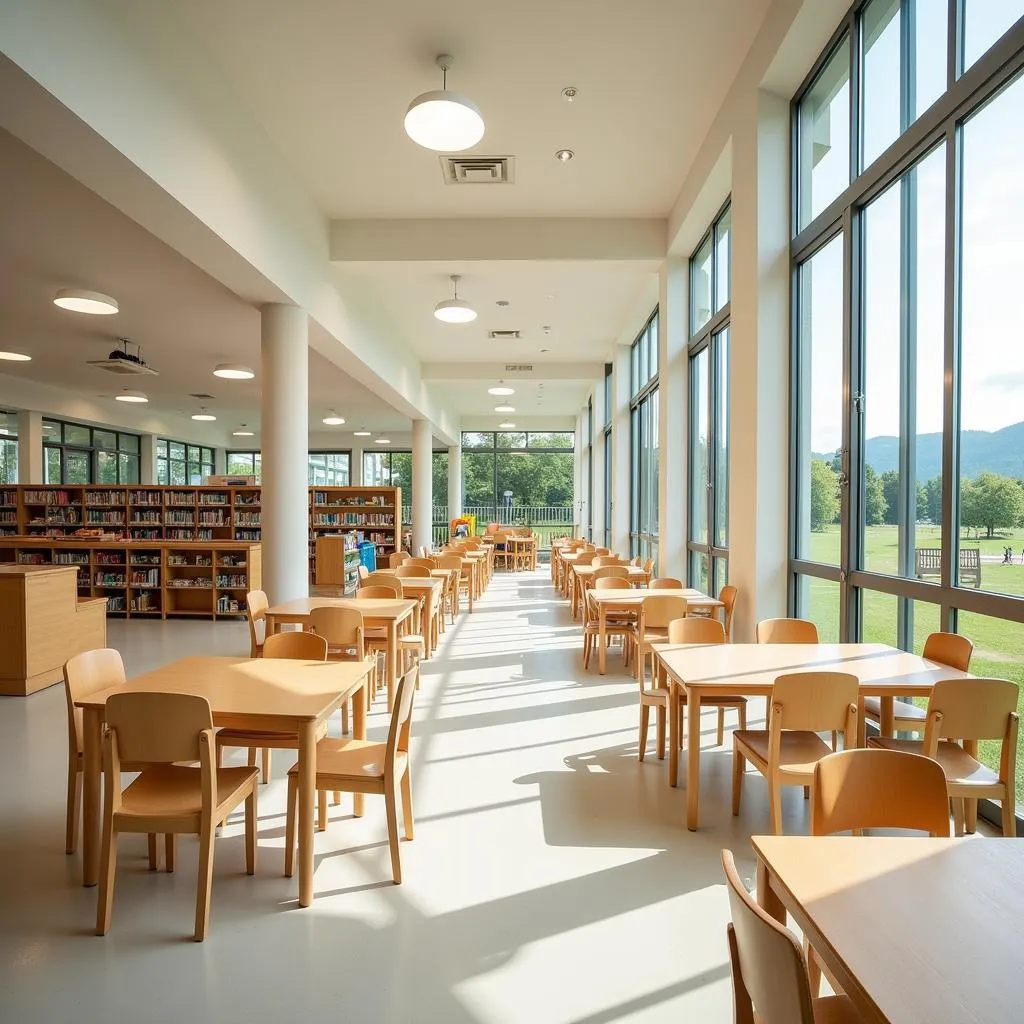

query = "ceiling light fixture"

[
  {"left": 494, "top": 404, "right": 515, "bottom": 413},
  {"left": 353, "top": 428, "right": 372, "bottom": 437},
  {"left": 0, "top": 351, "right": 31, "bottom": 361},
  {"left": 114, "top": 389, "right": 148, "bottom": 403},
  {"left": 405, "top": 54, "right": 485, "bottom": 152},
  {"left": 374, "top": 437, "right": 392, "bottom": 445},
  {"left": 487, "top": 382, "right": 515, "bottom": 396},
  {"left": 499, "top": 421, "right": 516, "bottom": 429},
  {"left": 561, "top": 86, "right": 578, "bottom": 103},
  {"left": 213, "top": 363, "right": 255, "bottom": 380},
  {"left": 53, "top": 288, "right": 119, "bottom": 315},
  {"left": 233, "top": 425, "right": 255, "bottom": 437},
  {"left": 191, "top": 407, "right": 216, "bottom": 422},
  {"left": 322, "top": 412, "right": 346, "bottom": 426},
  {"left": 555, "top": 149, "right": 574, "bottom": 163},
  {"left": 434, "top": 274, "right": 477, "bottom": 323}
]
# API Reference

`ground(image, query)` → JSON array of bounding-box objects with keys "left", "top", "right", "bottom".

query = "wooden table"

[
  {"left": 571, "top": 564, "right": 650, "bottom": 617},
  {"left": 556, "top": 550, "right": 581, "bottom": 595},
  {"left": 373, "top": 573, "right": 444, "bottom": 656},
  {"left": 587, "top": 588, "right": 723, "bottom": 675},
  {"left": 752, "top": 835, "right": 1024, "bottom": 1024},
  {"left": 266, "top": 597, "right": 417, "bottom": 710},
  {"left": 654, "top": 643, "right": 974, "bottom": 830},
  {"left": 77, "top": 655, "right": 373, "bottom": 907},
  {"left": 506, "top": 535, "right": 538, "bottom": 571}
]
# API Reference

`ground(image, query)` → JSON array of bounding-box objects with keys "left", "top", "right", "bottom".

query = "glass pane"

[
  {"left": 649, "top": 315, "right": 659, "bottom": 378},
  {"left": 689, "top": 549, "right": 710, "bottom": 593},
  {"left": 169, "top": 458, "right": 186, "bottom": 486},
  {"left": 119, "top": 453, "right": 139, "bottom": 484},
  {"left": 227, "top": 453, "right": 254, "bottom": 476},
  {"left": 118, "top": 433, "right": 140, "bottom": 454},
  {"left": 796, "top": 234, "right": 844, "bottom": 563},
  {"left": 715, "top": 206, "right": 731, "bottom": 312},
  {"left": 859, "top": 588, "right": 898, "bottom": 646},
  {"left": 908, "top": 600, "right": 943, "bottom": 655},
  {"left": 689, "top": 348, "right": 709, "bottom": 544},
  {"left": 45, "top": 445, "right": 61, "bottom": 484},
  {"left": 0, "top": 410, "right": 17, "bottom": 438},
  {"left": 712, "top": 557, "right": 728, "bottom": 599},
  {"left": 963, "top": 1, "right": 1024, "bottom": 73},
  {"left": 157, "top": 458, "right": 168, "bottom": 486},
  {"left": 93, "top": 430, "right": 117, "bottom": 450},
  {"left": 64, "top": 450, "right": 90, "bottom": 484},
  {"left": 958, "top": 74, "right": 1024, "bottom": 597},
  {"left": 603, "top": 435, "right": 612, "bottom": 547},
  {"left": 649, "top": 390, "right": 659, "bottom": 543},
  {"left": 461, "top": 432, "right": 492, "bottom": 449},
  {"left": 798, "top": 35, "right": 851, "bottom": 229},
  {"left": 691, "top": 233, "right": 713, "bottom": 333},
  {"left": 64, "top": 424, "right": 91, "bottom": 447},
  {"left": 796, "top": 574, "right": 841, "bottom": 643},
  {"left": 714, "top": 328, "right": 730, "bottom": 548},
  {"left": 955, "top": 611, "right": 1024, "bottom": 801},
  {"left": 527, "top": 431, "right": 573, "bottom": 449},
  {"left": 604, "top": 371, "right": 612, "bottom": 426},
  {"left": 0, "top": 438, "right": 17, "bottom": 484},
  {"left": 913, "top": 0, "right": 948, "bottom": 120},
  {"left": 862, "top": 145, "right": 946, "bottom": 577},
  {"left": 169, "top": 441, "right": 186, "bottom": 461},
  {"left": 432, "top": 452, "right": 448, "bottom": 521},
  {"left": 389, "top": 452, "right": 413, "bottom": 495},
  {"left": 96, "top": 450, "right": 118, "bottom": 484},
  {"left": 496, "top": 451, "right": 574, "bottom": 524},
  {"left": 42, "top": 419, "right": 60, "bottom": 442},
  {"left": 496, "top": 432, "right": 527, "bottom": 449},
  {"left": 463, "top": 452, "right": 495, "bottom": 517}
]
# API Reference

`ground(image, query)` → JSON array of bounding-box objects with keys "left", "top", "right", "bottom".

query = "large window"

[
  {"left": 226, "top": 449, "right": 261, "bottom": 482},
  {"left": 688, "top": 201, "right": 731, "bottom": 593},
  {"left": 363, "top": 449, "right": 448, "bottom": 539},
  {"left": 160, "top": 440, "right": 216, "bottom": 485},
  {"left": 603, "top": 362, "right": 613, "bottom": 548},
  {"left": 307, "top": 451, "right": 350, "bottom": 487},
  {"left": 584, "top": 398, "right": 593, "bottom": 541},
  {"left": 44, "top": 419, "right": 140, "bottom": 484},
  {"left": 791, "top": 2, "right": 1024, "bottom": 823},
  {"left": 630, "top": 311, "right": 659, "bottom": 560},
  {"left": 0, "top": 411, "right": 17, "bottom": 484}
]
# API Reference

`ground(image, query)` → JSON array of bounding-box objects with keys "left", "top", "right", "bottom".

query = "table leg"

[
  {"left": 423, "top": 590, "right": 434, "bottom": 658},
  {"left": 668, "top": 677, "right": 680, "bottom": 787},
  {"left": 82, "top": 706, "right": 103, "bottom": 886},
  {"left": 297, "top": 720, "right": 316, "bottom": 907},
  {"left": 856, "top": 697, "right": 867, "bottom": 747},
  {"left": 468, "top": 567, "right": 475, "bottom": 612},
  {"left": 879, "top": 696, "right": 895, "bottom": 738},
  {"left": 352, "top": 673, "right": 368, "bottom": 818},
  {"left": 686, "top": 686, "right": 703, "bottom": 831},
  {"left": 756, "top": 857, "right": 786, "bottom": 923},
  {"left": 386, "top": 622, "right": 398, "bottom": 711},
  {"left": 598, "top": 602, "right": 608, "bottom": 675},
  {"left": 266, "top": 613, "right": 277, "bottom": 636}
]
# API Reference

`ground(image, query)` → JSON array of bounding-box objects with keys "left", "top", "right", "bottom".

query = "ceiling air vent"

[
  {"left": 504, "top": 363, "right": 533, "bottom": 372},
  {"left": 488, "top": 330, "right": 521, "bottom": 341},
  {"left": 441, "top": 155, "right": 514, "bottom": 185}
]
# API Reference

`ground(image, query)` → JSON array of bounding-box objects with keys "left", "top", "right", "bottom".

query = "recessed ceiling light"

[
  {"left": 496, "top": 300, "right": 510, "bottom": 307},
  {"left": 494, "top": 404, "right": 515, "bottom": 413},
  {"left": 115, "top": 389, "right": 148, "bottom": 403},
  {"left": 53, "top": 288, "right": 119, "bottom": 315},
  {"left": 540, "top": 348, "right": 550, "bottom": 353},
  {"left": 499, "top": 421, "right": 516, "bottom": 429},
  {"left": 233, "top": 424, "right": 254, "bottom": 437},
  {"left": 561, "top": 86, "right": 578, "bottom": 103},
  {"left": 434, "top": 274, "right": 477, "bottom": 323},
  {"left": 405, "top": 54, "right": 485, "bottom": 152},
  {"left": 375, "top": 437, "right": 392, "bottom": 445},
  {"left": 322, "top": 412, "right": 346, "bottom": 426},
  {"left": 0, "top": 351, "right": 31, "bottom": 361},
  {"left": 213, "top": 363, "right": 255, "bottom": 380},
  {"left": 488, "top": 383, "right": 515, "bottom": 396},
  {"left": 191, "top": 408, "right": 216, "bottom": 422},
  {"left": 555, "top": 149, "right": 574, "bottom": 163},
  {"left": 353, "top": 428, "right": 372, "bottom": 437}
]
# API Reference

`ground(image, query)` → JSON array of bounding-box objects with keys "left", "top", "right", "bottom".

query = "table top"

[
  {"left": 573, "top": 564, "right": 648, "bottom": 579},
  {"left": 752, "top": 835, "right": 1024, "bottom": 1024},
  {"left": 505, "top": 535, "right": 537, "bottom": 545},
  {"left": 373, "top": 572, "right": 443, "bottom": 593},
  {"left": 654, "top": 642, "right": 971, "bottom": 696},
  {"left": 267, "top": 597, "right": 417, "bottom": 623},
  {"left": 75, "top": 655, "right": 372, "bottom": 721},
  {"left": 587, "top": 587, "right": 723, "bottom": 610}
]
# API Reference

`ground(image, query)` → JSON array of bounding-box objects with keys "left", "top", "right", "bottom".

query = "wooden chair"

[
  {"left": 650, "top": 577, "right": 683, "bottom": 589},
  {"left": 435, "top": 554, "right": 467, "bottom": 618},
  {"left": 308, "top": 606, "right": 368, "bottom": 725},
  {"left": 732, "top": 672, "right": 858, "bottom": 834},
  {"left": 721, "top": 849, "right": 862, "bottom": 1024},
  {"left": 388, "top": 551, "right": 409, "bottom": 569},
  {"left": 406, "top": 557, "right": 437, "bottom": 570},
  {"left": 360, "top": 573, "right": 403, "bottom": 598},
  {"left": 642, "top": 558, "right": 655, "bottom": 576},
  {"left": 285, "top": 664, "right": 419, "bottom": 885},
  {"left": 395, "top": 564, "right": 430, "bottom": 578},
  {"left": 492, "top": 532, "right": 512, "bottom": 571},
  {"left": 863, "top": 632, "right": 973, "bottom": 735},
  {"left": 634, "top": 595, "right": 689, "bottom": 682},
  {"left": 245, "top": 589, "right": 269, "bottom": 658},
  {"left": 97, "top": 692, "right": 259, "bottom": 941},
  {"left": 592, "top": 565, "right": 629, "bottom": 579},
  {"left": 582, "top": 577, "right": 634, "bottom": 671},
  {"left": 215, "top": 631, "right": 329, "bottom": 784},
  {"left": 868, "top": 677, "right": 1019, "bottom": 837},
  {"left": 755, "top": 618, "right": 818, "bottom": 644},
  {"left": 593, "top": 555, "right": 624, "bottom": 568},
  {"left": 594, "top": 547, "right": 611, "bottom": 556},
  {"left": 688, "top": 584, "right": 738, "bottom": 641},
  {"left": 665, "top": 618, "right": 748, "bottom": 746},
  {"left": 357, "top": 564, "right": 369, "bottom": 581}
]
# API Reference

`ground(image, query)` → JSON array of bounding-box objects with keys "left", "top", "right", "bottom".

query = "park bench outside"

[{"left": 915, "top": 547, "right": 982, "bottom": 588}]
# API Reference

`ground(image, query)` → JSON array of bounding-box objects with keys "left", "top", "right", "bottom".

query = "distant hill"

[{"left": 816, "top": 420, "right": 1024, "bottom": 480}]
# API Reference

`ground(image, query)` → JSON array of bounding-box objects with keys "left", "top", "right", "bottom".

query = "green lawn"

[{"left": 802, "top": 525, "right": 1024, "bottom": 802}]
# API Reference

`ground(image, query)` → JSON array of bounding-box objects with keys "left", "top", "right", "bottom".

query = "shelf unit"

[
  {"left": 309, "top": 486, "right": 400, "bottom": 579},
  {"left": 313, "top": 532, "right": 361, "bottom": 594},
  {"left": 0, "top": 539, "right": 261, "bottom": 619}
]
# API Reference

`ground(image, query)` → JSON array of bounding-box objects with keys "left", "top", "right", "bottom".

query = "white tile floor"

[{"left": 0, "top": 568, "right": 807, "bottom": 1023}]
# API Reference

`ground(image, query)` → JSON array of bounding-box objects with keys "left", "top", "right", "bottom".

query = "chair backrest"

[
  {"left": 593, "top": 555, "right": 623, "bottom": 568},
  {"left": 106, "top": 691, "right": 212, "bottom": 766},
  {"left": 667, "top": 617, "right": 726, "bottom": 644},
  {"left": 435, "top": 554, "right": 462, "bottom": 572},
  {"left": 388, "top": 551, "right": 409, "bottom": 569},
  {"left": 574, "top": 552, "right": 596, "bottom": 567},
  {"left": 922, "top": 678, "right": 1019, "bottom": 751},
  {"left": 594, "top": 576, "right": 631, "bottom": 590},
  {"left": 357, "top": 564, "right": 369, "bottom": 581},
  {"left": 650, "top": 577, "right": 683, "bottom": 590},
  {"left": 593, "top": 565, "right": 629, "bottom": 580},
  {"left": 594, "top": 547, "right": 610, "bottom": 556},
  {"left": 630, "top": 556, "right": 642, "bottom": 567},
  {"left": 719, "top": 585, "right": 738, "bottom": 638},
  {"left": 395, "top": 564, "right": 430, "bottom": 578},
  {"left": 361, "top": 573, "right": 403, "bottom": 597},
  {"left": 642, "top": 558, "right": 655, "bottom": 575},
  {"left": 922, "top": 631, "right": 974, "bottom": 672},
  {"left": 756, "top": 618, "right": 818, "bottom": 644},
  {"left": 771, "top": 672, "right": 858, "bottom": 736},
  {"left": 406, "top": 557, "right": 437, "bottom": 570},
  {"left": 64, "top": 648, "right": 127, "bottom": 758},
  {"left": 358, "top": 585, "right": 400, "bottom": 600},
  {"left": 246, "top": 589, "right": 269, "bottom": 656},
  {"left": 308, "top": 607, "right": 364, "bottom": 654},
  {"left": 721, "top": 849, "right": 815, "bottom": 1024},
  {"left": 262, "top": 631, "right": 329, "bottom": 661},
  {"left": 640, "top": 595, "right": 689, "bottom": 630},
  {"left": 811, "top": 749, "right": 950, "bottom": 837},
  {"left": 386, "top": 664, "right": 419, "bottom": 770}
]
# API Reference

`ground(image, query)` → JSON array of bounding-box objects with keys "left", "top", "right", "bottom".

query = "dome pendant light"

[
  {"left": 404, "top": 54, "right": 485, "bottom": 152},
  {"left": 434, "top": 274, "right": 477, "bottom": 324}
]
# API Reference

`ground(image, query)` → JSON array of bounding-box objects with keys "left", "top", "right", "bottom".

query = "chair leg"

[
  {"left": 401, "top": 769, "right": 415, "bottom": 840},
  {"left": 964, "top": 797, "right": 978, "bottom": 835},
  {"left": 716, "top": 706, "right": 725, "bottom": 747},
  {"left": 806, "top": 942, "right": 822, "bottom": 997},
  {"left": 1002, "top": 793, "right": 1017, "bottom": 838},
  {"left": 95, "top": 820, "right": 118, "bottom": 935},
  {"left": 341, "top": 700, "right": 350, "bottom": 736},
  {"left": 952, "top": 797, "right": 965, "bottom": 837},
  {"left": 638, "top": 704, "right": 650, "bottom": 762},
  {"left": 731, "top": 745, "right": 744, "bottom": 816},
  {"left": 384, "top": 786, "right": 402, "bottom": 885},
  {"left": 147, "top": 833, "right": 159, "bottom": 871},
  {"left": 284, "top": 774, "right": 297, "bottom": 878},
  {"left": 317, "top": 788, "right": 327, "bottom": 831},
  {"left": 831, "top": 730, "right": 838, "bottom": 751},
  {"left": 261, "top": 748, "right": 271, "bottom": 785},
  {"left": 165, "top": 833, "right": 176, "bottom": 873},
  {"left": 194, "top": 819, "right": 216, "bottom": 942},
  {"left": 738, "top": 703, "right": 747, "bottom": 731},
  {"left": 656, "top": 704, "right": 666, "bottom": 760},
  {"left": 582, "top": 632, "right": 592, "bottom": 670},
  {"left": 247, "top": 747, "right": 257, "bottom": 771},
  {"left": 245, "top": 788, "right": 257, "bottom": 875},
  {"left": 66, "top": 763, "right": 81, "bottom": 855},
  {"left": 769, "top": 781, "right": 784, "bottom": 836}
]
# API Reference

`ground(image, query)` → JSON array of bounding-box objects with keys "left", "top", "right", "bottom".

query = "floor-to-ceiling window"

[
  {"left": 603, "top": 363, "right": 613, "bottom": 548},
  {"left": 687, "top": 201, "right": 731, "bottom": 594},
  {"left": 160, "top": 440, "right": 216, "bottom": 485},
  {"left": 585, "top": 397, "right": 593, "bottom": 540},
  {"left": 629, "top": 311, "right": 659, "bottom": 560},
  {"left": 307, "top": 451, "right": 351, "bottom": 486},
  {"left": 363, "top": 448, "right": 448, "bottom": 543},
  {"left": 44, "top": 419, "right": 140, "bottom": 484},
  {"left": 225, "top": 449, "right": 262, "bottom": 482},
  {"left": 0, "top": 411, "right": 17, "bottom": 484},
  {"left": 790, "top": 0, "right": 1024, "bottom": 820}
]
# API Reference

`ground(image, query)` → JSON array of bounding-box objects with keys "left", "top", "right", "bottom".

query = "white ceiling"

[{"left": 171, "top": 0, "right": 771, "bottom": 219}]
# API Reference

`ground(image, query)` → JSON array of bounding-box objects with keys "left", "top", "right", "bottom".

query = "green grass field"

[{"left": 803, "top": 525, "right": 1024, "bottom": 802}]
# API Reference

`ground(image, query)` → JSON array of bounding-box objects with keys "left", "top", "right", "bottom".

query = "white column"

[
  {"left": 16, "top": 411, "right": 43, "bottom": 484},
  {"left": 447, "top": 444, "right": 462, "bottom": 520},
  {"left": 658, "top": 258, "right": 688, "bottom": 578},
  {"left": 350, "top": 446, "right": 364, "bottom": 486},
  {"left": 592, "top": 372, "right": 607, "bottom": 544},
  {"left": 260, "top": 303, "right": 309, "bottom": 604},
  {"left": 411, "top": 419, "right": 432, "bottom": 555},
  {"left": 612, "top": 345, "right": 632, "bottom": 555},
  {"left": 139, "top": 434, "right": 159, "bottom": 484}
]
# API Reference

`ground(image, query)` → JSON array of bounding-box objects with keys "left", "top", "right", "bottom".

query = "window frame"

[
  {"left": 43, "top": 418, "right": 141, "bottom": 484},
  {"left": 629, "top": 310, "right": 660, "bottom": 560}
]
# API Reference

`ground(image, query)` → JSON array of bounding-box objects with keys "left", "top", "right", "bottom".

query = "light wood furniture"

[
  {"left": 0, "top": 565, "right": 107, "bottom": 695},
  {"left": 732, "top": 671, "right": 859, "bottom": 834},
  {"left": 285, "top": 664, "right": 419, "bottom": 884},
  {"left": 653, "top": 643, "right": 974, "bottom": 830},
  {"left": 753, "top": 835, "right": 1024, "bottom": 1024},
  {"left": 76, "top": 654, "right": 373, "bottom": 907},
  {"left": 650, "top": 577, "right": 684, "bottom": 589},
  {"left": 314, "top": 533, "right": 360, "bottom": 594},
  {"left": 0, "top": 538, "right": 260, "bottom": 619},
  {"left": 868, "top": 677, "right": 1018, "bottom": 836},
  {"left": 215, "top": 630, "right": 330, "bottom": 784},
  {"left": 633, "top": 595, "right": 690, "bottom": 683},
  {"left": 570, "top": 563, "right": 645, "bottom": 618},
  {"left": 586, "top": 588, "right": 723, "bottom": 675},
  {"left": 506, "top": 533, "right": 537, "bottom": 571},
  {"left": 721, "top": 848, "right": 861, "bottom": 1024},
  {"left": 756, "top": 618, "right": 818, "bottom": 644},
  {"left": 265, "top": 597, "right": 416, "bottom": 712},
  {"left": 381, "top": 574, "right": 443, "bottom": 656},
  {"left": 96, "top": 691, "right": 260, "bottom": 941},
  {"left": 388, "top": 551, "right": 409, "bottom": 569},
  {"left": 436, "top": 554, "right": 472, "bottom": 615},
  {"left": 863, "top": 632, "right": 973, "bottom": 735},
  {"left": 246, "top": 589, "right": 269, "bottom": 658},
  {"left": 687, "top": 584, "right": 738, "bottom": 640},
  {"left": 582, "top": 578, "right": 633, "bottom": 672}
]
